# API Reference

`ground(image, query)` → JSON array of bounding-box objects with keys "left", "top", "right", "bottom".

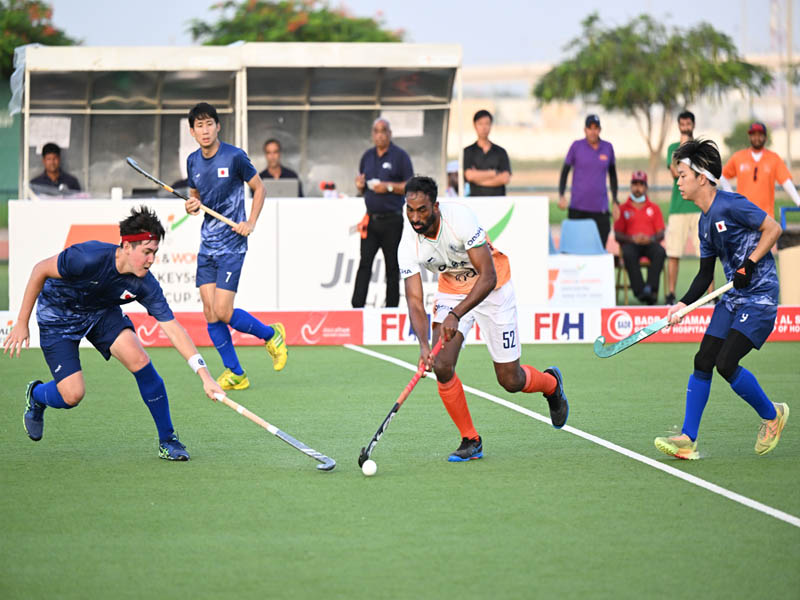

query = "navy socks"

[
  {"left": 207, "top": 321, "right": 244, "bottom": 375},
  {"left": 133, "top": 362, "right": 174, "bottom": 441},
  {"left": 681, "top": 370, "right": 712, "bottom": 441},
  {"left": 32, "top": 380, "right": 73, "bottom": 409},
  {"left": 229, "top": 308, "right": 274, "bottom": 341},
  {"left": 729, "top": 366, "right": 776, "bottom": 420}
]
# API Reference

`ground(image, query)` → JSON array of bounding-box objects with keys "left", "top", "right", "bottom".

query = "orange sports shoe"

[{"left": 755, "top": 402, "right": 789, "bottom": 456}]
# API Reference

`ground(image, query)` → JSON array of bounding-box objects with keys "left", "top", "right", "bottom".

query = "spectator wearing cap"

[
  {"left": 720, "top": 121, "right": 800, "bottom": 216},
  {"left": 463, "top": 109, "right": 512, "bottom": 196},
  {"left": 559, "top": 114, "right": 618, "bottom": 246},
  {"left": 613, "top": 171, "right": 666, "bottom": 305},
  {"left": 30, "top": 142, "right": 81, "bottom": 194}
]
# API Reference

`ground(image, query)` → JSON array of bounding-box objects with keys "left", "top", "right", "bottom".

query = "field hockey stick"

[
  {"left": 593, "top": 281, "right": 734, "bottom": 358},
  {"left": 358, "top": 337, "right": 444, "bottom": 466},
  {"left": 213, "top": 392, "right": 336, "bottom": 471},
  {"left": 125, "top": 157, "right": 238, "bottom": 228}
]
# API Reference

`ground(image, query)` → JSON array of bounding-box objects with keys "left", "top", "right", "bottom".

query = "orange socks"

[
  {"left": 437, "top": 373, "right": 479, "bottom": 440},
  {"left": 522, "top": 365, "right": 557, "bottom": 395}
]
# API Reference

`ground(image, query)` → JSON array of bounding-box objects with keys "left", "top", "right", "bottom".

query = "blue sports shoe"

[
  {"left": 544, "top": 367, "right": 569, "bottom": 429},
  {"left": 23, "top": 380, "right": 45, "bottom": 441},
  {"left": 158, "top": 433, "right": 190, "bottom": 461},
  {"left": 447, "top": 436, "right": 483, "bottom": 462}
]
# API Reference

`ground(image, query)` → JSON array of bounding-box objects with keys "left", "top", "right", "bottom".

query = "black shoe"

[
  {"left": 639, "top": 285, "right": 657, "bottom": 305},
  {"left": 23, "top": 380, "right": 45, "bottom": 441},
  {"left": 666, "top": 293, "right": 676, "bottom": 305},
  {"left": 447, "top": 436, "right": 483, "bottom": 462},
  {"left": 544, "top": 367, "right": 569, "bottom": 429}
]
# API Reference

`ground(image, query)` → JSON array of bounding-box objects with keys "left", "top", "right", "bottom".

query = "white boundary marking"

[{"left": 344, "top": 344, "right": 800, "bottom": 529}]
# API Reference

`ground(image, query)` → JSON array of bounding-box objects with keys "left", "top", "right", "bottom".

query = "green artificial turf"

[{"left": 1, "top": 343, "right": 798, "bottom": 599}]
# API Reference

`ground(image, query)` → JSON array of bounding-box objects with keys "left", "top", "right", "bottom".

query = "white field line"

[{"left": 344, "top": 344, "right": 800, "bottom": 530}]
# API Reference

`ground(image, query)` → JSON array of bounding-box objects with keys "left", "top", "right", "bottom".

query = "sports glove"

[{"left": 733, "top": 258, "right": 755, "bottom": 289}]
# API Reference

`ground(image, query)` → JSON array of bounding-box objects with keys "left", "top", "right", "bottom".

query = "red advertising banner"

[
  {"left": 127, "top": 311, "right": 363, "bottom": 347},
  {"left": 600, "top": 306, "right": 800, "bottom": 343}
]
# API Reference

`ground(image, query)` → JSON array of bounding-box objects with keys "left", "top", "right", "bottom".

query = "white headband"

[{"left": 679, "top": 157, "right": 718, "bottom": 184}]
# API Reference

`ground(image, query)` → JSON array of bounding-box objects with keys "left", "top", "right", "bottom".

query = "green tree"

[
  {"left": 189, "top": 0, "right": 403, "bottom": 44},
  {"left": 533, "top": 13, "right": 772, "bottom": 186},
  {"left": 0, "top": 0, "right": 78, "bottom": 79}
]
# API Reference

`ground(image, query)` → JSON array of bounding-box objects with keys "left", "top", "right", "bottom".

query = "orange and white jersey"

[{"left": 399, "top": 201, "right": 511, "bottom": 295}]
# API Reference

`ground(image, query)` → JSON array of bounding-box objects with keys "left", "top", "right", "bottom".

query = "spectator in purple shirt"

[{"left": 558, "top": 114, "right": 619, "bottom": 246}]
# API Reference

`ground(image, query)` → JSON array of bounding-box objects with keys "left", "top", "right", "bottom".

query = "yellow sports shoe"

[
  {"left": 217, "top": 368, "right": 250, "bottom": 390},
  {"left": 755, "top": 402, "right": 789, "bottom": 456},
  {"left": 266, "top": 323, "right": 288, "bottom": 371},
  {"left": 654, "top": 433, "right": 699, "bottom": 460}
]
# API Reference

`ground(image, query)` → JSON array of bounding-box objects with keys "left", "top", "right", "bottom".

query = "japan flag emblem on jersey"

[
  {"left": 120, "top": 290, "right": 137, "bottom": 300},
  {"left": 217, "top": 167, "right": 229, "bottom": 178},
  {"left": 715, "top": 220, "right": 727, "bottom": 232}
]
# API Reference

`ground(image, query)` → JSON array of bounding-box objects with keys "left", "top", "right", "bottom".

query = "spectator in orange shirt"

[
  {"left": 720, "top": 122, "right": 800, "bottom": 216},
  {"left": 614, "top": 171, "right": 666, "bottom": 305}
]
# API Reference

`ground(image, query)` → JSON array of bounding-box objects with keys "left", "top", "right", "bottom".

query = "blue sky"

[{"left": 47, "top": 0, "right": 798, "bottom": 65}]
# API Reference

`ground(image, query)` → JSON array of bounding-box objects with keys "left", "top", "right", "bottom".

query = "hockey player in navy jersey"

[
  {"left": 3, "top": 206, "right": 223, "bottom": 461},
  {"left": 184, "top": 102, "right": 287, "bottom": 391},
  {"left": 655, "top": 139, "right": 788, "bottom": 460}
]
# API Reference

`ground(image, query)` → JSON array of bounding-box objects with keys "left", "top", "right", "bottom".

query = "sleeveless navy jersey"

[
  {"left": 699, "top": 190, "right": 779, "bottom": 306},
  {"left": 187, "top": 141, "right": 258, "bottom": 256},
  {"left": 36, "top": 241, "right": 174, "bottom": 339}
]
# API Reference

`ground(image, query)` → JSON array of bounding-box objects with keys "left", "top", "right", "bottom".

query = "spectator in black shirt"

[
  {"left": 463, "top": 110, "right": 511, "bottom": 196},
  {"left": 352, "top": 117, "right": 414, "bottom": 308},
  {"left": 30, "top": 143, "right": 81, "bottom": 194},
  {"left": 258, "top": 138, "right": 303, "bottom": 196}
]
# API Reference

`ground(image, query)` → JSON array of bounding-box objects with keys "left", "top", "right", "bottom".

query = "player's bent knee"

[
  {"left": 693, "top": 350, "right": 716, "bottom": 374},
  {"left": 60, "top": 386, "right": 85, "bottom": 406},
  {"left": 496, "top": 369, "right": 524, "bottom": 393},
  {"left": 434, "top": 364, "right": 455, "bottom": 384},
  {"left": 498, "top": 377, "right": 522, "bottom": 393},
  {"left": 715, "top": 356, "right": 739, "bottom": 382},
  {"left": 214, "top": 304, "right": 233, "bottom": 323},
  {"left": 128, "top": 354, "right": 151, "bottom": 373}
]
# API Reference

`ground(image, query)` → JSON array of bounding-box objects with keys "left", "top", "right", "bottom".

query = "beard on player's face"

[{"left": 411, "top": 211, "right": 437, "bottom": 235}]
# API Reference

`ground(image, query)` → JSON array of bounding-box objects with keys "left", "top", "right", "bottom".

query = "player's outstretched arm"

[
  {"left": 157, "top": 318, "right": 224, "bottom": 400},
  {"left": 3, "top": 256, "right": 60, "bottom": 358}
]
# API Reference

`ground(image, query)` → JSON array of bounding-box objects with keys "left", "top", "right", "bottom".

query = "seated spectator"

[
  {"left": 30, "top": 142, "right": 81, "bottom": 194},
  {"left": 614, "top": 171, "right": 665, "bottom": 304},
  {"left": 258, "top": 138, "right": 303, "bottom": 196}
]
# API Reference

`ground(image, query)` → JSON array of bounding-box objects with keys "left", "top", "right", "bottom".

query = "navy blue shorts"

[
  {"left": 39, "top": 307, "right": 134, "bottom": 383},
  {"left": 196, "top": 253, "right": 246, "bottom": 292},
  {"left": 706, "top": 300, "right": 777, "bottom": 349}
]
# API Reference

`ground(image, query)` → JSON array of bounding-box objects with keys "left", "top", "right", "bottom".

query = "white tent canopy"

[{"left": 15, "top": 43, "right": 461, "bottom": 199}]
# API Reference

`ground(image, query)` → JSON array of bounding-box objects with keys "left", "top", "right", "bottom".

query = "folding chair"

[{"left": 559, "top": 219, "right": 606, "bottom": 255}]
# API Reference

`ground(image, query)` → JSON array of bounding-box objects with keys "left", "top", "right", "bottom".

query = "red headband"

[{"left": 121, "top": 232, "right": 158, "bottom": 244}]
